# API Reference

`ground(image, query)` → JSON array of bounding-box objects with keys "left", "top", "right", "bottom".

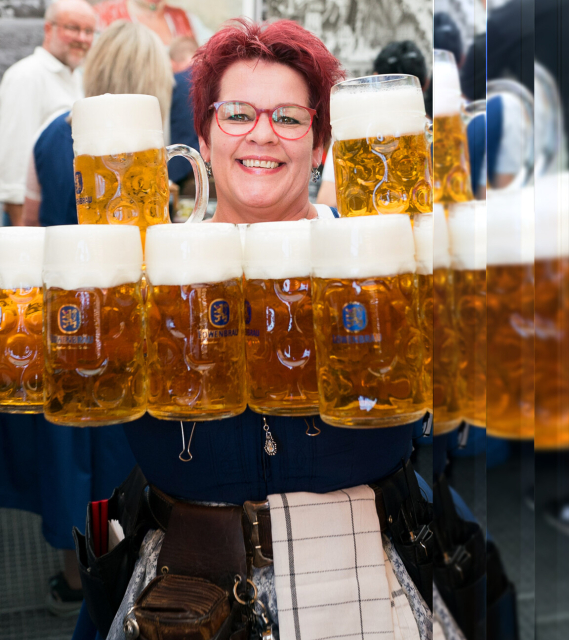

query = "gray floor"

[{"left": 0, "top": 508, "right": 78, "bottom": 640}]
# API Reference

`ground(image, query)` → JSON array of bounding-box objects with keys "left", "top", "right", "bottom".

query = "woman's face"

[{"left": 199, "top": 59, "right": 323, "bottom": 222}]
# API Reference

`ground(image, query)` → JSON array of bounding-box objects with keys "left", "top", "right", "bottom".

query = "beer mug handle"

[
  {"left": 166, "top": 144, "right": 209, "bottom": 223},
  {"left": 463, "top": 80, "right": 535, "bottom": 190}
]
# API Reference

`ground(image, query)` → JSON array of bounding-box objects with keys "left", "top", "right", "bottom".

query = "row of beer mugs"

[
  {"left": 435, "top": 179, "right": 569, "bottom": 449},
  {"left": 0, "top": 215, "right": 434, "bottom": 428}
]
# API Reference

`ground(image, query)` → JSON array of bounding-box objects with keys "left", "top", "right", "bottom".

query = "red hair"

[{"left": 191, "top": 18, "right": 345, "bottom": 149}]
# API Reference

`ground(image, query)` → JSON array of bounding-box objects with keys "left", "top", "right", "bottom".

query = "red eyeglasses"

[{"left": 211, "top": 101, "right": 317, "bottom": 140}]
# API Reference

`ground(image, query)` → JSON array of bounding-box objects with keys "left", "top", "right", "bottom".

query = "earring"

[
  {"left": 311, "top": 167, "right": 321, "bottom": 183},
  {"left": 205, "top": 162, "right": 213, "bottom": 178}
]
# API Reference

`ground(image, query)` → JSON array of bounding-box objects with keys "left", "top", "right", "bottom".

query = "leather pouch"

[{"left": 129, "top": 575, "right": 232, "bottom": 640}]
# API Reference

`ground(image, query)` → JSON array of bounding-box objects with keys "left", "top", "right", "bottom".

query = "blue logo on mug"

[
  {"left": 244, "top": 300, "right": 251, "bottom": 325},
  {"left": 342, "top": 303, "right": 367, "bottom": 332},
  {"left": 209, "top": 300, "right": 230, "bottom": 327},
  {"left": 58, "top": 305, "right": 81, "bottom": 334},
  {"left": 74, "top": 171, "right": 83, "bottom": 195}
]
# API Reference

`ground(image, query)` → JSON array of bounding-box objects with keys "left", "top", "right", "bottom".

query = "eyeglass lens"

[{"left": 216, "top": 102, "right": 312, "bottom": 139}]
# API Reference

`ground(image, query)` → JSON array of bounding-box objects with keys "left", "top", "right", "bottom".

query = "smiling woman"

[
  {"left": 72, "top": 18, "right": 430, "bottom": 640},
  {"left": 190, "top": 18, "right": 344, "bottom": 223}
]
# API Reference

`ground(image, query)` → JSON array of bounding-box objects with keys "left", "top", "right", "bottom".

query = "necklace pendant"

[{"left": 264, "top": 434, "right": 277, "bottom": 456}]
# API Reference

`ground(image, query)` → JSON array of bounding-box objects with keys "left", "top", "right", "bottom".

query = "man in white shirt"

[{"left": 0, "top": 0, "right": 96, "bottom": 226}]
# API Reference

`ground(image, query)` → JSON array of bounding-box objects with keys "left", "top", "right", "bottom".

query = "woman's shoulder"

[{"left": 35, "top": 110, "right": 71, "bottom": 149}]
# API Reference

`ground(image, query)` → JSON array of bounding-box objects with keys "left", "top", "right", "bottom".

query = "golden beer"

[
  {"left": 245, "top": 277, "right": 318, "bottom": 415},
  {"left": 311, "top": 215, "right": 428, "bottom": 428},
  {"left": 486, "top": 264, "right": 534, "bottom": 439},
  {"left": 44, "top": 283, "right": 146, "bottom": 426},
  {"left": 485, "top": 188, "right": 534, "bottom": 439},
  {"left": 454, "top": 267, "right": 487, "bottom": 426},
  {"left": 43, "top": 225, "right": 145, "bottom": 426},
  {"left": 448, "top": 201, "right": 487, "bottom": 427},
  {"left": 330, "top": 74, "right": 432, "bottom": 218},
  {"left": 0, "top": 227, "right": 46, "bottom": 414},
  {"left": 74, "top": 147, "right": 170, "bottom": 248},
  {"left": 146, "top": 280, "right": 246, "bottom": 420},
  {"left": 243, "top": 220, "right": 318, "bottom": 416},
  {"left": 0, "top": 287, "right": 43, "bottom": 412},
  {"left": 433, "top": 267, "right": 462, "bottom": 432},
  {"left": 332, "top": 133, "right": 433, "bottom": 217},
  {"left": 145, "top": 223, "right": 246, "bottom": 420},
  {"left": 413, "top": 214, "right": 434, "bottom": 414},
  {"left": 534, "top": 257, "right": 569, "bottom": 448},
  {"left": 433, "top": 113, "right": 474, "bottom": 203}
]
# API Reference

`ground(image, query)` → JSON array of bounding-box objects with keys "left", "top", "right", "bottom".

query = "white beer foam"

[
  {"left": 331, "top": 85, "right": 426, "bottom": 140},
  {"left": 244, "top": 220, "right": 311, "bottom": 280},
  {"left": 535, "top": 172, "right": 569, "bottom": 259},
  {"left": 72, "top": 94, "right": 165, "bottom": 156},
  {"left": 413, "top": 209, "right": 450, "bottom": 275},
  {"left": 44, "top": 225, "right": 143, "bottom": 289},
  {"left": 486, "top": 187, "right": 534, "bottom": 266},
  {"left": 311, "top": 215, "right": 416, "bottom": 279},
  {"left": 145, "top": 223, "right": 243, "bottom": 286},
  {"left": 447, "top": 200, "right": 487, "bottom": 271},
  {"left": 0, "top": 227, "right": 46, "bottom": 289},
  {"left": 433, "top": 58, "right": 462, "bottom": 117},
  {"left": 413, "top": 213, "right": 433, "bottom": 275}
]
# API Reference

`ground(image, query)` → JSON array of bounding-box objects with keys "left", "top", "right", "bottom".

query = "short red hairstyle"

[{"left": 191, "top": 18, "right": 345, "bottom": 149}]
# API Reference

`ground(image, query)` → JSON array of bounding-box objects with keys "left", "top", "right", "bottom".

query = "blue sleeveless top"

[{"left": 34, "top": 112, "right": 78, "bottom": 227}]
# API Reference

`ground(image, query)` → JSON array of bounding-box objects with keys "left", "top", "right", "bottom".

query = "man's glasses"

[
  {"left": 211, "top": 101, "right": 317, "bottom": 140},
  {"left": 51, "top": 22, "right": 95, "bottom": 37}
]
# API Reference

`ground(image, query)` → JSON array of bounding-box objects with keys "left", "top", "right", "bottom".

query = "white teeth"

[{"left": 242, "top": 159, "right": 279, "bottom": 169}]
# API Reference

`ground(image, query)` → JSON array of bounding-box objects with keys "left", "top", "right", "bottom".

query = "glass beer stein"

[
  {"left": 330, "top": 74, "right": 433, "bottom": 218},
  {"left": 243, "top": 220, "right": 319, "bottom": 416},
  {"left": 534, "top": 172, "right": 569, "bottom": 449},
  {"left": 447, "top": 201, "right": 487, "bottom": 428},
  {"left": 71, "top": 94, "right": 209, "bottom": 249},
  {"left": 311, "top": 215, "right": 428, "bottom": 428},
  {"left": 433, "top": 50, "right": 480, "bottom": 204},
  {"left": 145, "top": 224, "right": 246, "bottom": 420},
  {"left": 43, "top": 225, "right": 146, "bottom": 426},
  {"left": 430, "top": 205, "right": 462, "bottom": 434},
  {"left": 0, "top": 228, "right": 45, "bottom": 413},
  {"left": 412, "top": 213, "right": 434, "bottom": 415},
  {"left": 486, "top": 187, "right": 535, "bottom": 440}
]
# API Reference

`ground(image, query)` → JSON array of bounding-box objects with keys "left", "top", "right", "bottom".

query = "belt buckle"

[{"left": 243, "top": 499, "right": 271, "bottom": 568}]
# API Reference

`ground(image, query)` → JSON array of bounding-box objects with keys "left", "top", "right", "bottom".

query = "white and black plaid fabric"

[{"left": 269, "top": 485, "right": 404, "bottom": 640}]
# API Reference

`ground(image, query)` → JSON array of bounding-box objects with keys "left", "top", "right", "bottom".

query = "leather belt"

[{"left": 147, "top": 483, "right": 389, "bottom": 570}]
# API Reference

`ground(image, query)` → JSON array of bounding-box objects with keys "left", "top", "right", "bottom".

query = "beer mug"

[
  {"left": 330, "top": 74, "right": 432, "bottom": 218},
  {"left": 72, "top": 94, "right": 209, "bottom": 249},
  {"left": 43, "top": 226, "right": 146, "bottom": 426},
  {"left": 534, "top": 172, "right": 569, "bottom": 449},
  {"left": 0, "top": 228, "right": 45, "bottom": 413},
  {"left": 145, "top": 224, "right": 246, "bottom": 420},
  {"left": 431, "top": 206, "right": 462, "bottom": 434},
  {"left": 311, "top": 215, "right": 428, "bottom": 428},
  {"left": 486, "top": 187, "right": 535, "bottom": 440},
  {"left": 433, "top": 49, "right": 484, "bottom": 203},
  {"left": 447, "top": 201, "right": 487, "bottom": 428},
  {"left": 412, "top": 213, "right": 434, "bottom": 414},
  {"left": 243, "top": 220, "right": 318, "bottom": 416}
]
